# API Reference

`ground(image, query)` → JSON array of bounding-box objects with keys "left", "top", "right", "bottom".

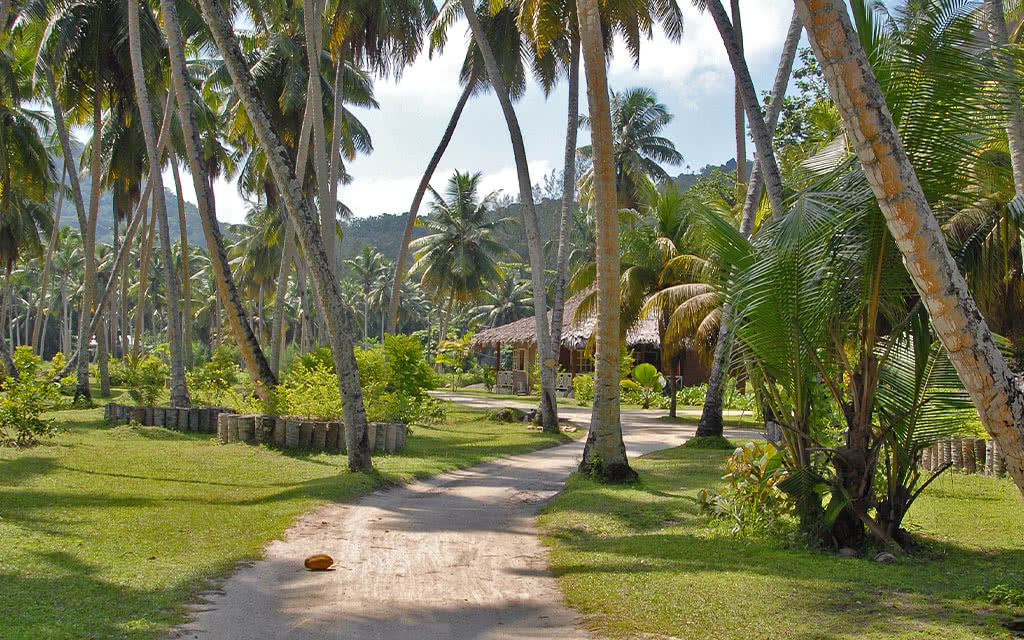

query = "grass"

[
  {"left": 539, "top": 442, "right": 1024, "bottom": 640},
  {"left": 0, "top": 403, "right": 579, "bottom": 640}
]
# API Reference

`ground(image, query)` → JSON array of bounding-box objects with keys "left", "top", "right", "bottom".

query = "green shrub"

[
  {"left": 47, "top": 353, "right": 76, "bottom": 396},
  {"left": 275, "top": 361, "right": 343, "bottom": 420},
  {"left": 187, "top": 344, "right": 245, "bottom": 407},
  {"left": 697, "top": 441, "right": 794, "bottom": 535},
  {"left": 975, "top": 581, "right": 1024, "bottom": 607},
  {"left": 482, "top": 366, "right": 496, "bottom": 392},
  {"left": 124, "top": 354, "right": 168, "bottom": 406},
  {"left": 573, "top": 373, "right": 594, "bottom": 406},
  {"left": 0, "top": 347, "right": 62, "bottom": 447}
]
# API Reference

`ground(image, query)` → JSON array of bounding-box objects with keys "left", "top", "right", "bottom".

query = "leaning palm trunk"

[
  {"left": 196, "top": 0, "right": 374, "bottom": 470},
  {"left": 984, "top": 0, "right": 1024, "bottom": 261},
  {"left": 698, "top": 10, "right": 802, "bottom": 437},
  {"left": 796, "top": 0, "right": 1024, "bottom": 497},
  {"left": 74, "top": 84, "right": 105, "bottom": 401},
  {"left": 576, "top": 0, "right": 636, "bottom": 482},
  {"left": 159, "top": 0, "right": 277, "bottom": 392},
  {"left": 129, "top": 0, "right": 189, "bottom": 406},
  {"left": 549, "top": 31, "right": 581, "bottom": 373},
  {"left": 170, "top": 157, "right": 192, "bottom": 367},
  {"left": 389, "top": 79, "right": 475, "bottom": 334},
  {"left": 731, "top": 0, "right": 746, "bottom": 190},
  {"left": 33, "top": 166, "right": 66, "bottom": 353},
  {"left": 460, "top": 0, "right": 558, "bottom": 431}
]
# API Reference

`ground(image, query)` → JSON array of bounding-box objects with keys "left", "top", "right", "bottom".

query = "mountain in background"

[{"left": 54, "top": 140, "right": 209, "bottom": 248}]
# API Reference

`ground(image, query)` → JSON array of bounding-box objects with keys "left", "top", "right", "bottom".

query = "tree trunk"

[
  {"left": 75, "top": 79, "right": 105, "bottom": 402},
  {"left": 97, "top": 316, "right": 110, "bottom": 396},
  {"left": 0, "top": 0, "right": 11, "bottom": 33},
  {"left": 135, "top": 204, "right": 155, "bottom": 359},
  {"left": 388, "top": 79, "right": 475, "bottom": 334},
  {"left": 326, "top": 49, "right": 347, "bottom": 278},
  {"left": 697, "top": 9, "right": 802, "bottom": 438},
  {"left": 303, "top": 0, "right": 337, "bottom": 282},
  {"left": 796, "top": 0, "right": 1024, "bottom": 497},
  {"left": 576, "top": 0, "right": 636, "bottom": 482},
  {"left": 984, "top": 0, "right": 1024, "bottom": 261},
  {"left": 706, "top": 0, "right": 785, "bottom": 217},
  {"left": 549, "top": 30, "right": 580, "bottom": 391},
  {"left": 33, "top": 166, "right": 66, "bottom": 354},
  {"left": 731, "top": 0, "right": 746, "bottom": 190},
  {"left": 363, "top": 288, "right": 369, "bottom": 349},
  {"left": 159, "top": 0, "right": 277, "bottom": 392},
  {"left": 460, "top": 0, "right": 558, "bottom": 431},
  {"left": 171, "top": 154, "right": 192, "bottom": 368},
  {"left": 129, "top": 0, "right": 189, "bottom": 406},
  {"left": 196, "top": 0, "right": 373, "bottom": 470}
]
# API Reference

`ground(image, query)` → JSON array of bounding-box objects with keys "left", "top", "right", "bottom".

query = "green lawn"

[
  {"left": 0, "top": 404, "right": 578, "bottom": 640},
  {"left": 539, "top": 443, "right": 1024, "bottom": 640}
]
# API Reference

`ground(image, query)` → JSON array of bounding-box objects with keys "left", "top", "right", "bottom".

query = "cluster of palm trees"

[{"left": 1, "top": 0, "right": 1023, "bottom": 499}]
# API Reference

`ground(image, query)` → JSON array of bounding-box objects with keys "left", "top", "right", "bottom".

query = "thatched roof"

[{"left": 471, "top": 293, "right": 660, "bottom": 350}]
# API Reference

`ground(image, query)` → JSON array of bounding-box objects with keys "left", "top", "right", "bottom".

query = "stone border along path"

[{"left": 167, "top": 394, "right": 762, "bottom": 640}]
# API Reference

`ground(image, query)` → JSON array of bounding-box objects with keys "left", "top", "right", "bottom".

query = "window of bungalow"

[
  {"left": 514, "top": 349, "right": 527, "bottom": 372},
  {"left": 575, "top": 349, "right": 594, "bottom": 373}
]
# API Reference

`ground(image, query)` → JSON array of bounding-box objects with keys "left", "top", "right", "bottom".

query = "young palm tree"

[
  {"left": 578, "top": 87, "right": 683, "bottom": 210},
  {"left": 410, "top": 171, "right": 508, "bottom": 343},
  {"left": 346, "top": 246, "right": 390, "bottom": 349},
  {"left": 795, "top": 0, "right": 1024, "bottom": 495}
]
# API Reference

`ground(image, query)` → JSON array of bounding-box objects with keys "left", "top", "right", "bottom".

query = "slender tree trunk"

[
  {"left": 698, "top": 9, "right": 802, "bottom": 437},
  {"left": 0, "top": 270, "right": 15, "bottom": 378},
  {"left": 460, "top": 0, "right": 558, "bottom": 430},
  {"left": 159, "top": 0, "right": 277, "bottom": 392},
  {"left": 326, "top": 49, "right": 347, "bottom": 277},
  {"left": 303, "top": 0, "right": 336, "bottom": 279},
  {"left": 171, "top": 155, "right": 192, "bottom": 368},
  {"left": 576, "top": 0, "right": 636, "bottom": 482},
  {"left": 731, "top": 0, "right": 747, "bottom": 190},
  {"left": 985, "top": 0, "right": 1024, "bottom": 262},
  {"left": 61, "top": 275, "right": 69, "bottom": 356},
  {"left": 796, "top": 0, "right": 1024, "bottom": 497},
  {"left": 135, "top": 205, "right": 155, "bottom": 359},
  {"left": 41, "top": 305, "right": 50, "bottom": 357},
  {"left": 363, "top": 288, "right": 369, "bottom": 349},
  {"left": 197, "top": 0, "right": 373, "bottom": 470},
  {"left": 0, "top": 0, "right": 11, "bottom": 33},
  {"left": 706, "top": 0, "right": 785, "bottom": 218},
  {"left": 97, "top": 316, "right": 110, "bottom": 396},
  {"left": 389, "top": 79, "right": 475, "bottom": 334},
  {"left": 129, "top": 0, "right": 188, "bottom": 405},
  {"left": 549, "top": 30, "right": 580, "bottom": 385},
  {"left": 33, "top": 166, "right": 66, "bottom": 353}
]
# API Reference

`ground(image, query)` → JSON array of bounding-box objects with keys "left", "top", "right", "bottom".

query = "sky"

[{"left": 169, "top": 0, "right": 800, "bottom": 224}]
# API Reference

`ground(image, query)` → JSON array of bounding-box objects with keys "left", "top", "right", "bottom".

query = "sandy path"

[{"left": 168, "top": 400, "right": 760, "bottom": 640}]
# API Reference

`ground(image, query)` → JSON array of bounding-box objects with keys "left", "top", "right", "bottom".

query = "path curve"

[{"left": 168, "top": 397, "right": 760, "bottom": 640}]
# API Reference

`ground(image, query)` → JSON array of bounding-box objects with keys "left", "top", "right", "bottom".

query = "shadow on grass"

[{"left": 0, "top": 456, "right": 59, "bottom": 486}]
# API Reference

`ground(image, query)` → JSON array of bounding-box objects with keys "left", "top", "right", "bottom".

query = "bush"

[
  {"left": 275, "top": 360, "right": 343, "bottom": 420},
  {"left": 697, "top": 441, "right": 794, "bottom": 535},
  {"left": 124, "top": 354, "right": 169, "bottom": 406},
  {"left": 573, "top": 373, "right": 594, "bottom": 406},
  {"left": 0, "top": 348, "right": 62, "bottom": 447},
  {"left": 47, "top": 353, "right": 76, "bottom": 396},
  {"left": 187, "top": 344, "right": 245, "bottom": 407}
]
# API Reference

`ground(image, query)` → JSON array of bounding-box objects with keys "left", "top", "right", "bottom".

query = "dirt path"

[{"left": 169, "top": 399, "right": 760, "bottom": 640}]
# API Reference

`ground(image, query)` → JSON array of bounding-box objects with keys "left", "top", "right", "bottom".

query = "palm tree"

[
  {"left": 346, "top": 246, "right": 389, "bottom": 349},
  {"left": 578, "top": 87, "right": 682, "bottom": 210},
  {"left": 796, "top": 0, "right": 1024, "bottom": 495},
  {"left": 410, "top": 171, "right": 508, "bottom": 343},
  {"left": 576, "top": 0, "right": 635, "bottom": 482},
  {"left": 984, "top": 0, "right": 1024, "bottom": 216},
  {"left": 470, "top": 273, "right": 532, "bottom": 328}
]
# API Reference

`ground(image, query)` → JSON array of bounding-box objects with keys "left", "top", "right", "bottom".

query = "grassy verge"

[
  {"left": 539, "top": 443, "right": 1023, "bottom": 640},
  {"left": 0, "top": 405, "right": 578, "bottom": 640}
]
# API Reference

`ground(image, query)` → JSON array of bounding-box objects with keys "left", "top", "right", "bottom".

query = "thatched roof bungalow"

[{"left": 471, "top": 294, "right": 708, "bottom": 395}]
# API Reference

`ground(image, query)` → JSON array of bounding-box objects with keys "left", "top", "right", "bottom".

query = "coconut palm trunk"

[
  {"left": 460, "top": 0, "right": 558, "bottom": 431},
  {"left": 196, "top": 0, "right": 374, "bottom": 470},
  {"left": 549, "top": 30, "right": 580, "bottom": 363},
  {"left": 796, "top": 0, "right": 1024, "bottom": 497},
  {"left": 302, "top": 0, "right": 336, "bottom": 281},
  {"left": 731, "top": 0, "right": 746, "bottom": 190},
  {"left": 134, "top": 205, "right": 154, "bottom": 359},
  {"left": 576, "top": 0, "right": 636, "bottom": 482},
  {"left": 697, "top": 9, "right": 802, "bottom": 437},
  {"left": 170, "top": 157, "right": 192, "bottom": 367},
  {"left": 158, "top": 0, "right": 277, "bottom": 392},
  {"left": 0, "top": 0, "right": 11, "bottom": 32},
  {"left": 33, "top": 166, "right": 66, "bottom": 353},
  {"left": 389, "top": 79, "right": 475, "bottom": 334},
  {"left": 128, "top": 0, "right": 189, "bottom": 406},
  {"left": 984, "top": 0, "right": 1024, "bottom": 261}
]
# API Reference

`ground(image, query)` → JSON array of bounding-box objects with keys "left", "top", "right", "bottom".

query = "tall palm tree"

[
  {"left": 576, "top": 0, "right": 635, "bottom": 481},
  {"left": 409, "top": 171, "right": 508, "bottom": 342},
  {"left": 346, "top": 246, "right": 389, "bottom": 349},
  {"left": 578, "top": 87, "right": 682, "bottom": 210},
  {"left": 470, "top": 273, "right": 532, "bottom": 328},
  {"left": 796, "top": 0, "right": 1024, "bottom": 496}
]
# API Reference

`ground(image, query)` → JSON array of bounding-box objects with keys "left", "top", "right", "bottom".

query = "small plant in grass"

[
  {"left": 621, "top": 363, "right": 664, "bottom": 409},
  {"left": 0, "top": 347, "right": 61, "bottom": 447},
  {"left": 697, "top": 441, "right": 794, "bottom": 535},
  {"left": 124, "top": 354, "right": 169, "bottom": 406},
  {"left": 187, "top": 345, "right": 245, "bottom": 407},
  {"left": 47, "top": 352, "right": 76, "bottom": 396},
  {"left": 975, "top": 582, "right": 1024, "bottom": 608},
  {"left": 573, "top": 373, "right": 594, "bottom": 406},
  {"left": 482, "top": 366, "right": 496, "bottom": 392}
]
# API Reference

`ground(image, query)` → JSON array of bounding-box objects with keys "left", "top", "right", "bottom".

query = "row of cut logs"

[
  {"left": 214, "top": 414, "right": 406, "bottom": 453},
  {"left": 103, "top": 403, "right": 407, "bottom": 453},
  {"left": 920, "top": 437, "right": 1007, "bottom": 476},
  {"left": 105, "top": 403, "right": 230, "bottom": 433}
]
